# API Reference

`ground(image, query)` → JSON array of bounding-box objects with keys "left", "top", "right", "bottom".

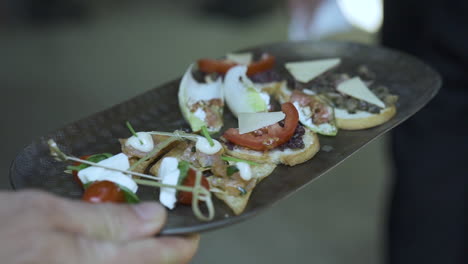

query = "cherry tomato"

[
  {"left": 223, "top": 102, "right": 299, "bottom": 151},
  {"left": 197, "top": 54, "right": 275, "bottom": 76},
  {"left": 178, "top": 169, "right": 210, "bottom": 205},
  {"left": 71, "top": 155, "right": 91, "bottom": 188},
  {"left": 82, "top": 181, "right": 126, "bottom": 203}
]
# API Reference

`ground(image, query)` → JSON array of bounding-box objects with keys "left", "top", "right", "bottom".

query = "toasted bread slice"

[
  {"left": 149, "top": 141, "right": 190, "bottom": 176},
  {"left": 223, "top": 128, "right": 320, "bottom": 166},
  {"left": 210, "top": 163, "right": 276, "bottom": 215},
  {"left": 256, "top": 81, "right": 286, "bottom": 96},
  {"left": 120, "top": 135, "right": 179, "bottom": 174},
  {"left": 335, "top": 105, "right": 396, "bottom": 130}
]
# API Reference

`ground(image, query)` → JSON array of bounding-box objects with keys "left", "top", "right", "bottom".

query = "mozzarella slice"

[
  {"left": 77, "top": 153, "right": 138, "bottom": 193},
  {"left": 158, "top": 157, "right": 180, "bottom": 210},
  {"left": 226, "top": 52, "right": 252, "bottom": 65},
  {"left": 238, "top": 111, "right": 286, "bottom": 134},
  {"left": 285, "top": 58, "right": 341, "bottom": 83},
  {"left": 337, "top": 77, "right": 385, "bottom": 108}
]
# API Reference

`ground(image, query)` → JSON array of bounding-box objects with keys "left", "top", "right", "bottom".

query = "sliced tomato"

[
  {"left": 246, "top": 54, "right": 275, "bottom": 76},
  {"left": 178, "top": 169, "right": 210, "bottom": 205},
  {"left": 223, "top": 102, "right": 299, "bottom": 151},
  {"left": 197, "top": 59, "right": 237, "bottom": 75},
  {"left": 82, "top": 181, "right": 126, "bottom": 203},
  {"left": 71, "top": 155, "right": 92, "bottom": 188},
  {"left": 197, "top": 54, "right": 275, "bottom": 76}
]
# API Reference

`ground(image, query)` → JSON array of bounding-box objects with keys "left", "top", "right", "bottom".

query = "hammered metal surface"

[{"left": 10, "top": 41, "right": 441, "bottom": 235}]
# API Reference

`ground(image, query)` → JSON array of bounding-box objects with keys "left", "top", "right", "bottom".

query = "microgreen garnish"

[
  {"left": 226, "top": 166, "right": 239, "bottom": 177},
  {"left": 200, "top": 126, "right": 214, "bottom": 147},
  {"left": 66, "top": 153, "right": 112, "bottom": 172},
  {"left": 177, "top": 161, "right": 190, "bottom": 185},
  {"left": 221, "top": 155, "right": 259, "bottom": 166},
  {"left": 126, "top": 121, "right": 143, "bottom": 145},
  {"left": 48, "top": 139, "right": 214, "bottom": 221}
]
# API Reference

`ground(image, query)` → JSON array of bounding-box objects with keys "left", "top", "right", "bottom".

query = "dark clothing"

[{"left": 382, "top": 1, "right": 468, "bottom": 263}]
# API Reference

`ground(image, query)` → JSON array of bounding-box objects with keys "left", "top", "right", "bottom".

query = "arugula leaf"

[
  {"left": 226, "top": 166, "right": 239, "bottom": 177},
  {"left": 177, "top": 161, "right": 191, "bottom": 186},
  {"left": 118, "top": 185, "right": 140, "bottom": 204},
  {"left": 86, "top": 153, "right": 112, "bottom": 163},
  {"left": 67, "top": 153, "right": 113, "bottom": 172}
]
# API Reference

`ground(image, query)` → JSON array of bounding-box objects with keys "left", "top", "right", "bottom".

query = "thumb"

[
  {"left": 113, "top": 234, "right": 201, "bottom": 264},
  {"left": 51, "top": 200, "right": 167, "bottom": 241}
]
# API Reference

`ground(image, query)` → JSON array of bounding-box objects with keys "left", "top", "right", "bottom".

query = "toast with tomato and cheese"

[
  {"left": 222, "top": 102, "right": 320, "bottom": 166},
  {"left": 199, "top": 52, "right": 284, "bottom": 115},
  {"left": 276, "top": 84, "right": 338, "bottom": 136}
]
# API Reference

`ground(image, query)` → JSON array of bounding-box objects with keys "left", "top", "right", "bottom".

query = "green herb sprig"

[
  {"left": 126, "top": 121, "right": 143, "bottom": 145},
  {"left": 200, "top": 126, "right": 214, "bottom": 147},
  {"left": 221, "top": 155, "right": 259, "bottom": 166}
]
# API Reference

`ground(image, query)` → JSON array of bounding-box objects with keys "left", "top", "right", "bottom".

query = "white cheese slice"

[
  {"left": 337, "top": 77, "right": 385, "bottom": 108},
  {"left": 226, "top": 52, "right": 252, "bottom": 65},
  {"left": 285, "top": 58, "right": 341, "bottom": 83},
  {"left": 158, "top": 157, "right": 180, "bottom": 210},
  {"left": 77, "top": 153, "right": 138, "bottom": 193},
  {"left": 238, "top": 111, "right": 285, "bottom": 134}
]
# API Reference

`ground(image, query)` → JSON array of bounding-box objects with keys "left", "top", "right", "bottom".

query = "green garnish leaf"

[
  {"left": 226, "top": 166, "right": 239, "bottom": 177},
  {"left": 177, "top": 161, "right": 191, "bottom": 185},
  {"left": 87, "top": 153, "right": 113, "bottom": 163},
  {"left": 126, "top": 121, "right": 144, "bottom": 145},
  {"left": 221, "top": 155, "right": 259, "bottom": 166},
  {"left": 200, "top": 126, "right": 214, "bottom": 147},
  {"left": 118, "top": 185, "right": 140, "bottom": 204},
  {"left": 237, "top": 186, "right": 247, "bottom": 196},
  {"left": 191, "top": 146, "right": 196, "bottom": 153},
  {"left": 67, "top": 153, "right": 113, "bottom": 173},
  {"left": 83, "top": 182, "right": 92, "bottom": 189}
]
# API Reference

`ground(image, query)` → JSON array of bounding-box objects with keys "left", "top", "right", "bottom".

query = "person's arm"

[{"left": 0, "top": 190, "right": 199, "bottom": 264}]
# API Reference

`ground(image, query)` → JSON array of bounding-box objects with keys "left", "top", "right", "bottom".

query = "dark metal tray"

[{"left": 9, "top": 41, "right": 441, "bottom": 235}]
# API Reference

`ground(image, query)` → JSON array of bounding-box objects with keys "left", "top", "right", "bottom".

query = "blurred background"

[{"left": 0, "top": 0, "right": 392, "bottom": 263}]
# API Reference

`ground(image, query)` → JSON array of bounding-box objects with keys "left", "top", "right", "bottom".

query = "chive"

[
  {"left": 126, "top": 121, "right": 143, "bottom": 145},
  {"left": 226, "top": 166, "right": 239, "bottom": 177},
  {"left": 221, "top": 155, "right": 259, "bottom": 166},
  {"left": 200, "top": 126, "right": 214, "bottom": 147}
]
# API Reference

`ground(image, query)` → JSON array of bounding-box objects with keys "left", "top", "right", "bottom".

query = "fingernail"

[{"left": 133, "top": 202, "right": 166, "bottom": 221}]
